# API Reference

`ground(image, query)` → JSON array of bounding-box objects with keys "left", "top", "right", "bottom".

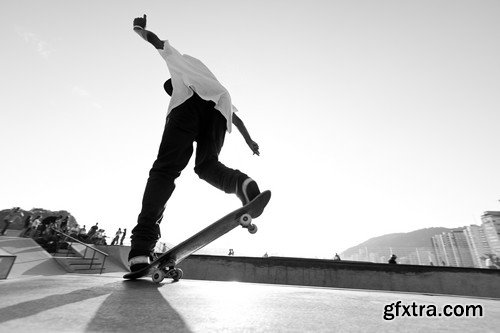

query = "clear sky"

[{"left": 2, "top": 0, "right": 500, "bottom": 258}]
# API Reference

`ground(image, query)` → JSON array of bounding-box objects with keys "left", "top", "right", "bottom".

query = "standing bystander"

[{"left": 111, "top": 228, "right": 122, "bottom": 245}]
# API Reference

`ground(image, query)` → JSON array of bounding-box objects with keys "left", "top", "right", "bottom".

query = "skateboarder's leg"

[
  {"left": 194, "top": 109, "right": 260, "bottom": 205},
  {"left": 129, "top": 100, "right": 200, "bottom": 265}
]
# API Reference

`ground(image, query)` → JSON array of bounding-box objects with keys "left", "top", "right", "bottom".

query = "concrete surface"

[
  {"left": 0, "top": 237, "right": 67, "bottom": 277},
  {"left": 0, "top": 247, "right": 16, "bottom": 279},
  {"left": 0, "top": 229, "right": 24, "bottom": 237},
  {"left": 0, "top": 273, "right": 499, "bottom": 332}
]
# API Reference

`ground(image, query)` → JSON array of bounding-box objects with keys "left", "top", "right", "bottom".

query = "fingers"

[
  {"left": 253, "top": 142, "right": 260, "bottom": 155},
  {"left": 253, "top": 146, "right": 260, "bottom": 156},
  {"left": 247, "top": 140, "right": 260, "bottom": 156}
]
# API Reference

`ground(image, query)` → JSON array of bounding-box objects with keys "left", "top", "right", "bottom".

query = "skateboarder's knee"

[{"left": 194, "top": 160, "right": 215, "bottom": 179}]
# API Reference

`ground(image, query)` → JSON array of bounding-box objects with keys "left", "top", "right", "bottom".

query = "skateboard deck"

[{"left": 123, "top": 190, "right": 271, "bottom": 282}]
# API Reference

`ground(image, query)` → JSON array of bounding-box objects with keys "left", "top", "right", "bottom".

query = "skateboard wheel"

[
  {"left": 239, "top": 213, "right": 252, "bottom": 227},
  {"left": 172, "top": 268, "right": 183, "bottom": 282},
  {"left": 152, "top": 269, "right": 165, "bottom": 283},
  {"left": 248, "top": 224, "right": 258, "bottom": 234},
  {"left": 165, "top": 268, "right": 183, "bottom": 282}
]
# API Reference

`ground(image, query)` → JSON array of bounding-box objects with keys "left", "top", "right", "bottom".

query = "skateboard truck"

[
  {"left": 152, "top": 259, "right": 183, "bottom": 283},
  {"left": 239, "top": 213, "right": 258, "bottom": 234},
  {"left": 152, "top": 266, "right": 183, "bottom": 283}
]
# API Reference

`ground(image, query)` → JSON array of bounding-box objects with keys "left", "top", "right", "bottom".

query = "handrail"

[
  {"left": 50, "top": 228, "right": 108, "bottom": 274},
  {"left": 50, "top": 228, "right": 109, "bottom": 256}
]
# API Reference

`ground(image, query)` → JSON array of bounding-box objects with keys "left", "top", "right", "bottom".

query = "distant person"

[
  {"left": 388, "top": 254, "right": 397, "bottom": 264},
  {"left": 30, "top": 216, "right": 42, "bottom": 237},
  {"left": 47, "top": 219, "right": 58, "bottom": 235},
  {"left": 120, "top": 228, "right": 127, "bottom": 245},
  {"left": 69, "top": 224, "right": 79, "bottom": 238},
  {"left": 40, "top": 216, "right": 56, "bottom": 236},
  {"left": 59, "top": 215, "right": 69, "bottom": 232},
  {"left": 333, "top": 253, "right": 341, "bottom": 261},
  {"left": 20, "top": 215, "right": 33, "bottom": 237},
  {"left": 95, "top": 229, "right": 107, "bottom": 245},
  {"left": 128, "top": 14, "right": 264, "bottom": 273},
  {"left": 78, "top": 225, "right": 87, "bottom": 241},
  {"left": 111, "top": 228, "right": 122, "bottom": 245},
  {"left": 36, "top": 219, "right": 47, "bottom": 238},
  {"left": 87, "top": 222, "right": 99, "bottom": 239},
  {"left": 1, "top": 207, "right": 24, "bottom": 236},
  {"left": 42, "top": 215, "right": 58, "bottom": 225}
]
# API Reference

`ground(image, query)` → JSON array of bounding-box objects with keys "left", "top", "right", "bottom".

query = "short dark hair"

[{"left": 164, "top": 79, "right": 173, "bottom": 96}]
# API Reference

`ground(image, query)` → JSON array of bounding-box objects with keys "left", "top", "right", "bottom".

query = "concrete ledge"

[{"left": 177, "top": 255, "right": 500, "bottom": 299}]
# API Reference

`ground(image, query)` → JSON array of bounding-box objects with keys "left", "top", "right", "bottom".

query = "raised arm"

[
  {"left": 232, "top": 113, "right": 260, "bottom": 156},
  {"left": 133, "top": 15, "right": 164, "bottom": 50}
]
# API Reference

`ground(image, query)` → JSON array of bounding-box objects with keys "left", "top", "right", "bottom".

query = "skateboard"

[{"left": 123, "top": 190, "right": 271, "bottom": 283}]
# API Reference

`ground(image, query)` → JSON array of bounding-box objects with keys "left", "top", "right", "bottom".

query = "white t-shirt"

[{"left": 158, "top": 40, "right": 236, "bottom": 133}]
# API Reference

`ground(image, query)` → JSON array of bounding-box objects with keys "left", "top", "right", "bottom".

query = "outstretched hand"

[
  {"left": 133, "top": 14, "right": 147, "bottom": 29},
  {"left": 247, "top": 140, "right": 260, "bottom": 156}
]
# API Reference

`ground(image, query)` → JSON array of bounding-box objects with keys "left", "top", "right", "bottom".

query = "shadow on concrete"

[
  {"left": 0, "top": 280, "right": 191, "bottom": 332},
  {"left": 0, "top": 282, "right": 119, "bottom": 324},
  {"left": 86, "top": 280, "right": 191, "bottom": 332},
  {"left": 18, "top": 260, "right": 66, "bottom": 276}
]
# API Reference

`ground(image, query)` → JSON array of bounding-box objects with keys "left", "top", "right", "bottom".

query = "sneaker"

[
  {"left": 129, "top": 230, "right": 159, "bottom": 271},
  {"left": 128, "top": 255, "right": 151, "bottom": 272},
  {"left": 236, "top": 177, "right": 261, "bottom": 206},
  {"left": 128, "top": 246, "right": 157, "bottom": 272}
]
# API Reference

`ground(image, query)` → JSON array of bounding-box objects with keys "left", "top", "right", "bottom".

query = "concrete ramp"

[
  {"left": 95, "top": 245, "right": 130, "bottom": 272},
  {"left": 0, "top": 237, "right": 67, "bottom": 278}
]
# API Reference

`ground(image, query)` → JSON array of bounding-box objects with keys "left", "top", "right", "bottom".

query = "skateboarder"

[{"left": 128, "top": 15, "right": 263, "bottom": 272}]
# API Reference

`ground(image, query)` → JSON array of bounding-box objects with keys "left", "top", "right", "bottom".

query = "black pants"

[{"left": 131, "top": 93, "right": 246, "bottom": 253}]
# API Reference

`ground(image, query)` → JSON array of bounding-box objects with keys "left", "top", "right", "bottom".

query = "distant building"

[
  {"left": 411, "top": 248, "right": 436, "bottom": 266},
  {"left": 464, "top": 225, "right": 490, "bottom": 268},
  {"left": 449, "top": 229, "right": 474, "bottom": 268},
  {"left": 481, "top": 211, "right": 500, "bottom": 257},
  {"left": 432, "top": 233, "right": 454, "bottom": 266},
  {"left": 409, "top": 252, "right": 419, "bottom": 265},
  {"left": 431, "top": 212, "right": 500, "bottom": 268},
  {"left": 431, "top": 229, "right": 473, "bottom": 267}
]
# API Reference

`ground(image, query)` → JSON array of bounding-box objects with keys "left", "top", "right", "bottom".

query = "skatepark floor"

[{"left": 1, "top": 272, "right": 499, "bottom": 332}]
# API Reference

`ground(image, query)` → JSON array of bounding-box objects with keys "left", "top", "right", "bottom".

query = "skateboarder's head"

[{"left": 164, "top": 79, "right": 173, "bottom": 96}]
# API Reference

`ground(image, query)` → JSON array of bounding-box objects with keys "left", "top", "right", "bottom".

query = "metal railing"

[{"left": 50, "top": 228, "right": 108, "bottom": 274}]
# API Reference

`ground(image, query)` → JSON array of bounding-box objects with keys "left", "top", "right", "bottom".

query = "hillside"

[{"left": 341, "top": 227, "right": 453, "bottom": 258}]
